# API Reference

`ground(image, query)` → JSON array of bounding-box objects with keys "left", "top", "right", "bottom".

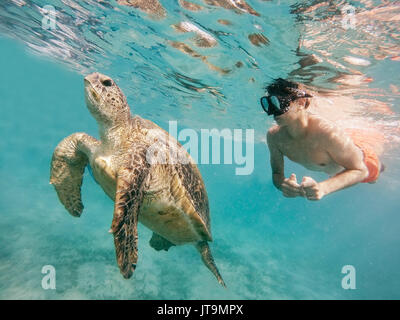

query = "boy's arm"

[
  {"left": 267, "top": 129, "right": 284, "bottom": 190},
  {"left": 302, "top": 129, "right": 369, "bottom": 200},
  {"left": 267, "top": 129, "right": 303, "bottom": 197}
]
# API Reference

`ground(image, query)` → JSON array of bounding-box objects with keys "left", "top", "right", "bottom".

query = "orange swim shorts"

[{"left": 345, "top": 129, "right": 381, "bottom": 183}]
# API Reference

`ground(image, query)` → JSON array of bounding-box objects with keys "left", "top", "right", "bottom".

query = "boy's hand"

[
  {"left": 281, "top": 173, "right": 303, "bottom": 198},
  {"left": 301, "top": 176, "right": 325, "bottom": 201}
]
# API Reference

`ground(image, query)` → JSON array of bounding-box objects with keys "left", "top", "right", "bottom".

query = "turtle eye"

[{"left": 102, "top": 79, "right": 113, "bottom": 87}]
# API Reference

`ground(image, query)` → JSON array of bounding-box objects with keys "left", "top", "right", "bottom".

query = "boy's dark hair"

[
  {"left": 266, "top": 78, "right": 299, "bottom": 95},
  {"left": 265, "top": 78, "right": 312, "bottom": 110}
]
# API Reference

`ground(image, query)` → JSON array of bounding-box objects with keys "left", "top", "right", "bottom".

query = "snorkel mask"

[{"left": 260, "top": 88, "right": 313, "bottom": 117}]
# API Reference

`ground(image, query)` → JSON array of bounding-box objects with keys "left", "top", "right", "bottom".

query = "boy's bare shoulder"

[
  {"left": 308, "top": 114, "right": 341, "bottom": 135},
  {"left": 267, "top": 125, "right": 282, "bottom": 142},
  {"left": 268, "top": 124, "right": 283, "bottom": 135},
  {"left": 308, "top": 114, "right": 349, "bottom": 145}
]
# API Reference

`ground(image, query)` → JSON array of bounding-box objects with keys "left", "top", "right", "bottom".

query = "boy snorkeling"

[{"left": 262, "top": 79, "right": 383, "bottom": 200}]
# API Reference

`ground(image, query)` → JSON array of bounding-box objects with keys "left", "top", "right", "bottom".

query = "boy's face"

[{"left": 274, "top": 98, "right": 307, "bottom": 125}]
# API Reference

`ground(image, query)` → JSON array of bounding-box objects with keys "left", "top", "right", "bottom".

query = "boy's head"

[{"left": 261, "top": 78, "right": 313, "bottom": 116}]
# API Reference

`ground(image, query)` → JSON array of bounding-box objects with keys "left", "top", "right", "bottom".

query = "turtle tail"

[{"left": 195, "top": 241, "right": 226, "bottom": 288}]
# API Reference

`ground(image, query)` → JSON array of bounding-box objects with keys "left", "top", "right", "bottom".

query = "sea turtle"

[{"left": 50, "top": 72, "right": 225, "bottom": 287}]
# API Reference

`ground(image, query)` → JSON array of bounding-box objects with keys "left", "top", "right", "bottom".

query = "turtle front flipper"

[
  {"left": 50, "top": 133, "right": 99, "bottom": 217},
  {"left": 110, "top": 148, "right": 150, "bottom": 279}
]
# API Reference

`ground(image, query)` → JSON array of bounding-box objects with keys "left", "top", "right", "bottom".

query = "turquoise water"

[{"left": 1, "top": 0, "right": 400, "bottom": 299}]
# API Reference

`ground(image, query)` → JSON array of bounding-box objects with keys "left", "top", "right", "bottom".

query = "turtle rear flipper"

[
  {"left": 50, "top": 133, "right": 99, "bottom": 217},
  {"left": 149, "top": 232, "right": 175, "bottom": 251},
  {"left": 196, "top": 241, "right": 226, "bottom": 287}
]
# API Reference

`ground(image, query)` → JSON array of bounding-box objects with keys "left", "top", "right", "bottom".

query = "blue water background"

[{"left": 1, "top": 0, "right": 400, "bottom": 299}]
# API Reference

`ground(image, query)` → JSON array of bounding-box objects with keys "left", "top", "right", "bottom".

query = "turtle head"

[{"left": 84, "top": 73, "right": 131, "bottom": 126}]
